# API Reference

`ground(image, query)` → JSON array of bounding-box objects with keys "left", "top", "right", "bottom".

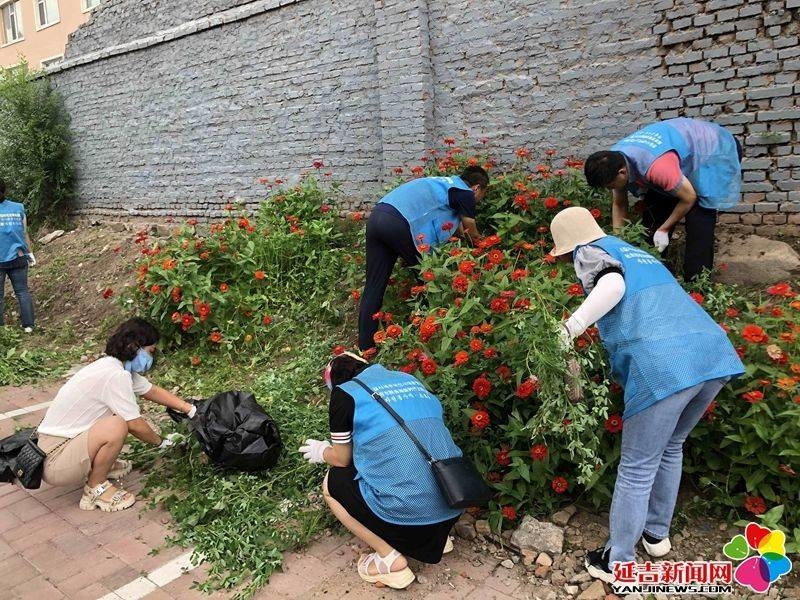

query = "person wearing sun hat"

[
  {"left": 298, "top": 351, "right": 461, "bottom": 589},
  {"left": 549, "top": 206, "right": 744, "bottom": 583}
]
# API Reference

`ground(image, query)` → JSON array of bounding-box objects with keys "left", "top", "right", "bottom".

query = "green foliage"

[
  {"left": 0, "top": 327, "right": 52, "bottom": 385},
  {"left": 0, "top": 61, "right": 74, "bottom": 227}
]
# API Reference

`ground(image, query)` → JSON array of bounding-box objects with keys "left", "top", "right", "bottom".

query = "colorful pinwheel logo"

[{"left": 723, "top": 522, "right": 793, "bottom": 593}]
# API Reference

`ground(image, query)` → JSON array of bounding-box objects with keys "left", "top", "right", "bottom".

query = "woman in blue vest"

[
  {"left": 549, "top": 206, "right": 744, "bottom": 583},
  {"left": 583, "top": 118, "right": 742, "bottom": 281},
  {"left": 0, "top": 180, "right": 36, "bottom": 331},
  {"left": 298, "top": 352, "right": 463, "bottom": 589},
  {"left": 358, "top": 166, "right": 489, "bottom": 350}
]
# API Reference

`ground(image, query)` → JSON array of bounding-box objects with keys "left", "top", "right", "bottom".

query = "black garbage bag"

[{"left": 169, "top": 390, "right": 282, "bottom": 472}]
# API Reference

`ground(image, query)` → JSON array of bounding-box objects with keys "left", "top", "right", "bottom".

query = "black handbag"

[
  {"left": 352, "top": 378, "right": 492, "bottom": 509},
  {"left": 0, "top": 428, "right": 68, "bottom": 489}
]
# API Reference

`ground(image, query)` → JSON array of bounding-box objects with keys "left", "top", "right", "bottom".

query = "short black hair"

[
  {"left": 584, "top": 151, "right": 626, "bottom": 187},
  {"left": 105, "top": 317, "right": 161, "bottom": 361},
  {"left": 329, "top": 354, "right": 369, "bottom": 388},
  {"left": 460, "top": 165, "right": 489, "bottom": 188}
]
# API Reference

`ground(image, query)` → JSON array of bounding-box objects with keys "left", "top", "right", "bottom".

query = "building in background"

[{"left": 0, "top": 0, "right": 100, "bottom": 69}]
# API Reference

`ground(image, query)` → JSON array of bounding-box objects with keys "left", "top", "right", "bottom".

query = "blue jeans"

[
  {"left": 0, "top": 255, "right": 34, "bottom": 328},
  {"left": 607, "top": 377, "right": 727, "bottom": 564}
]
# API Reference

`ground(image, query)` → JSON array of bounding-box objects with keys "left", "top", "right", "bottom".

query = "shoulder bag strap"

[{"left": 351, "top": 377, "right": 435, "bottom": 464}]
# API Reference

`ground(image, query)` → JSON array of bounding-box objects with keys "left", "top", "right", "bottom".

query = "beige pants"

[{"left": 39, "top": 431, "right": 92, "bottom": 487}]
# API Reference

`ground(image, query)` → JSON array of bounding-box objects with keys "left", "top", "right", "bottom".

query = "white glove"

[
  {"left": 27, "top": 253, "right": 36, "bottom": 266},
  {"left": 653, "top": 230, "right": 670, "bottom": 252},
  {"left": 186, "top": 404, "right": 197, "bottom": 419},
  {"left": 158, "top": 432, "right": 184, "bottom": 449},
  {"left": 299, "top": 439, "right": 331, "bottom": 464}
]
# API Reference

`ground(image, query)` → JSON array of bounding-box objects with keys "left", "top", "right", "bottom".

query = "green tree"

[{"left": 0, "top": 60, "right": 74, "bottom": 227}]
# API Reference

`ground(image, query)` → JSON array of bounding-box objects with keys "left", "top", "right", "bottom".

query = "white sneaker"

[
  {"left": 641, "top": 535, "right": 671, "bottom": 557},
  {"left": 23, "top": 327, "right": 33, "bottom": 333}
]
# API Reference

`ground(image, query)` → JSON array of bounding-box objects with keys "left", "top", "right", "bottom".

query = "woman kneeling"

[
  {"left": 37, "top": 317, "right": 195, "bottom": 512},
  {"left": 299, "top": 352, "right": 462, "bottom": 589}
]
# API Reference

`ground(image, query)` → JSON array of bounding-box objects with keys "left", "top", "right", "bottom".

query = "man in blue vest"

[
  {"left": 549, "top": 206, "right": 744, "bottom": 584},
  {"left": 583, "top": 118, "right": 742, "bottom": 281},
  {"left": 358, "top": 166, "right": 489, "bottom": 350}
]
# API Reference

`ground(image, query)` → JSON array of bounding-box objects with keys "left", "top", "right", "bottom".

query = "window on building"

[
  {"left": 82, "top": 0, "right": 100, "bottom": 11},
  {"left": 35, "top": 0, "right": 60, "bottom": 29},
  {"left": 1, "top": 2, "right": 23, "bottom": 44}
]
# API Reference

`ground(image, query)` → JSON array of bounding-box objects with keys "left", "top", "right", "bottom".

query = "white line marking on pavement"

[
  {"left": 0, "top": 401, "right": 52, "bottom": 420},
  {"left": 97, "top": 550, "right": 203, "bottom": 600}
]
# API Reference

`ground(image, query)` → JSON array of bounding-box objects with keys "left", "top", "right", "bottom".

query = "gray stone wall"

[{"left": 49, "top": 0, "right": 799, "bottom": 229}]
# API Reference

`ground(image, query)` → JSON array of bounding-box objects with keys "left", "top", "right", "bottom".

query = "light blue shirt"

[{"left": 0, "top": 199, "right": 27, "bottom": 263}]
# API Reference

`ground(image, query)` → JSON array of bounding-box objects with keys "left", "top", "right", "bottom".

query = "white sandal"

[
  {"left": 357, "top": 549, "right": 415, "bottom": 589},
  {"left": 107, "top": 459, "right": 132, "bottom": 480},
  {"left": 79, "top": 480, "right": 136, "bottom": 512},
  {"left": 443, "top": 536, "right": 454, "bottom": 554}
]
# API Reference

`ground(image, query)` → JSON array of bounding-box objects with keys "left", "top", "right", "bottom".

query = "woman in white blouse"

[{"left": 37, "top": 317, "right": 195, "bottom": 512}]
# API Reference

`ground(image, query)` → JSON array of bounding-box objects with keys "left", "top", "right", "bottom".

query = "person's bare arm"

[
  {"left": 611, "top": 189, "right": 629, "bottom": 232},
  {"left": 126, "top": 417, "right": 162, "bottom": 445},
  {"left": 656, "top": 177, "right": 697, "bottom": 232},
  {"left": 459, "top": 216, "right": 481, "bottom": 245},
  {"left": 323, "top": 442, "right": 352, "bottom": 467},
  {"left": 141, "top": 384, "right": 193, "bottom": 415}
]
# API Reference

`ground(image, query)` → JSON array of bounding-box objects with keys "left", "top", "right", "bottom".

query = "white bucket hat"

[{"left": 550, "top": 206, "right": 607, "bottom": 256}]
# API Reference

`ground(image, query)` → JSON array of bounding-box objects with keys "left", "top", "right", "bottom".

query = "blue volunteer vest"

[
  {"left": 338, "top": 364, "right": 463, "bottom": 525},
  {"left": 379, "top": 176, "right": 472, "bottom": 250},
  {"left": 582, "top": 236, "right": 744, "bottom": 419},
  {"left": 611, "top": 118, "right": 741, "bottom": 210},
  {"left": 0, "top": 200, "right": 27, "bottom": 263}
]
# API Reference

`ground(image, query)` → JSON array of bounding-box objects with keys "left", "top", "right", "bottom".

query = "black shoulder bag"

[{"left": 352, "top": 378, "right": 492, "bottom": 509}]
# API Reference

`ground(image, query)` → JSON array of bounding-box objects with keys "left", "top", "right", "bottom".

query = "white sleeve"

[
  {"left": 564, "top": 272, "right": 626, "bottom": 339},
  {"left": 103, "top": 372, "right": 143, "bottom": 421},
  {"left": 131, "top": 373, "right": 153, "bottom": 395}
]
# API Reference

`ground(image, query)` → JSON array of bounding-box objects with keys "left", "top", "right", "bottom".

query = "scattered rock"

[
  {"left": 415, "top": 574, "right": 428, "bottom": 585},
  {"left": 673, "top": 534, "right": 683, "bottom": 544},
  {"left": 475, "top": 520, "right": 491, "bottom": 536},
  {"left": 109, "top": 222, "right": 128, "bottom": 232},
  {"left": 716, "top": 234, "right": 800, "bottom": 286},
  {"left": 455, "top": 521, "right": 477, "bottom": 541},
  {"left": 534, "top": 564, "right": 551, "bottom": 578},
  {"left": 551, "top": 505, "right": 578, "bottom": 526},
  {"left": 511, "top": 516, "right": 565, "bottom": 555},
  {"left": 501, "top": 559, "right": 514, "bottom": 569},
  {"left": 551, "top": 571, "right": 568, "bottom": 586},
  {"left": 511, "top": 554, "right": 520, "bottom": 564},
  {"left": 38, "top": 229, "right": 65, "bottom": 244},
  {"left": 605, "top": 594, "right": 620, "bottom": 600},
  {"left": 458, "top": 512, "right": 476, "bottom": 525},
  {"left": 522, "top": 549, "right": 537, "bottom": 566},
  {"left": 536, "top": 552, "right": 553, "bottom": 567},
  {"left": 577, "top": 580, "right": 606, "bottom": 600},
  {"left": 565, "top": 584, "right": 580, "bottom": 596},
  {"left": 89, "top": 220, "right": 101, "bottom": 226},
  {"left": 571, "top": 571, "right": 591, "bottom": 584}
]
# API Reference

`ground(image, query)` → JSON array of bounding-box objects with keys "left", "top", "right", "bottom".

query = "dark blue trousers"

[{"left": 358, "top": 205, "right": 419, "bottom": 350}]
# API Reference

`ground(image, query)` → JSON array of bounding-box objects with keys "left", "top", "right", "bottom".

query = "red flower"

[
  {"left": 421, "top": 359, "right": 438, "bottom": 375},
  {"left": 417, "top": 243, "right": 431, "bottom": 253},
  {"left": 162, "top": 259, "right": 176, "bottom": 270},
  {"left": 452, "top": 275, "right": 469, "bottom": 294},
  {"left": 421, "top": 270, "right": 435, "bottom": 281},
  {"left": 489, "top": 297, "right": 510, "bottom": 313},
  {"left": 726, "top": 307, "right": 739, "bottom": 318},
  {"left": 766, "top": 282, "right": 794, "bottom": 297},
  {"left": 386, "top": 324, "right": 403, "bottom": 339},
  {"left": 567, "top": 283, "right": 584, "bottom": 296},
  {"left": 470, "top": 410, "right": 490, "bottom": 430},
  {"left": 181, "top": 314, "right": 196, "bottom": 331},
  {"left": 496, "top": 365, "right": 512, "bottom": 381},
  {"left": 513, "top": 194, "right": 529, "bottom": 211},
  {"left": 190, "top": 356, "right": 201, "bottom": 366},
  {"left": 544, "top": 196, "right": 559, "bottom": 210},
  {"left": 604, "top": 414, "right": 623, "bottom": 434},
  {"left": 150, "top": 284, "right": 161, "bottom": 294},
  {"left": 373, "top": 331, "right": 386, "bottom": 345},
  {"left": 351, "top": 289, "right": 361, "bottom": 300},
  {"left": 219, "top": 282, "right": 229, "bottom": 293},
  {"left": 483, "top": 347, "right": 497, "bottom": 359},
  {"left": 441, "top": 221, "right": 454, "bottom": 231},
  {"left": 551, "top": 476, "right": 569, "bottom": 494},
  {"left": 513, "top": 298, "right": 531, "bottom": 310},
  {"left": 419, "top": 317, "right": 439, "bottom": 342},
  {"left": 454, "top": 350, "right": 469, "bottom": 366},
  {"left": 332, "top": 344, "right": 346, "bottom": 355},
  {"left": 101, "top": 288, "right": 114, "bottom": 299},
  {"left": 262, "top": 314, "right": 273, "bottom": 326},
  {"left": 411, "top": 165, "right": 424, "bottom": 176},
  {"left": 742, "top": 324, "right": 768, "bottom": 344},
  {"left": 443, "top": 137, "right": 455, "bottom": 146},
  {"left": 511, "top": 269, "right": 528, "bottom": 281},
  {"left": 609, "top": 381, "right": 623, "bottom": 395},
  {"left": 410, "top": 284, "right": 427, "bottom": 295},
  {"left": 515, "top": 147, "right": 531, "bottom": 159},
  {"left": 543, "top": 253, "right": 556, "bottom": 264},
  {"left": 502, "top": 505, "right": 517, "bottom": 521},
  {"left": 171, "top": 311, "right": 181, "bottom": 323},
  {"left": 590, "top": 208, "right": 602, "bottom": 219},
  {"left": 515, "top": 377, "right": 540, "bottom": 399},
  {"left": 209, "top": 331, "right": 223, "bottom": 344},
  {"left": 530, "top": 443, "right": 548, "bottom": 461},
  {"left": 741, "top": 390, "right": 764, "bottom": 404},
  {"left": 351, "top": 212, "right": 363, "bottom": 222},
  {"left": 744, "top": 495, "right": 767, "bottom": 515},
  {"left": 496, "top": 447, "right": 511, "bottom": 466},
  {"left": 254, "top": 270, "right": 266, "bottom": 280},
  {"left": 473, "top": 375, "right": 492, "bottom": 399},
  {"left": 469, "top": 338, "right": 484, "bottom": 353},
  {"left": 313, "top": 159, "right": 325, "bottom": 169},
  {"left": 486, "top": 249, "right": 505, "bottom": 265},
  {"left": 187, "top": 218, "right": 198, "bottom": 226},
  {"left": 320, "top": 203, "right": 331, "bottom": 213},
  {"left": 196, "top": 301, "right": 211, "bottom": 321},
  {"left": 688, "top": 292, "right": 704, "bottom": 305}
]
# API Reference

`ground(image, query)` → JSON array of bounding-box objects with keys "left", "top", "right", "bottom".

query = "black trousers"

[
  {"left": 358, "top": 205, "right": 419, "bottom": 350},
  {"left": 641, "top": 190, "right": 717, "bottom": 282}
]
